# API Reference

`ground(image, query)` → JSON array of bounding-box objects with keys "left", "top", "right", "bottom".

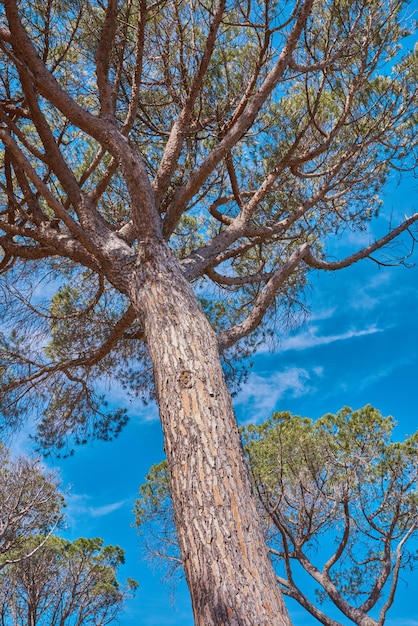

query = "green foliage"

[
  {"left": 0, "top": 535, "right": 137, "bottom": 625},
  {"left": 133, "top": 461, "right": 182, "bottom": 584},
  {"left": 0, "top": 443, "right": 64, "bottom": 559},
  {"left": 135, "top": 406, "right": 418, "bottom": 622},
  {"left": 134, "top": 460, "right": 172, "bottom": 528},
  {"left": 245, "top": 405, "right": 418, "bottom": 621},
  {"left": 0, "top": 263, "right": 148, "bottom": 455},
  {"left": 0, "top": 0, "right": 417, "bottom": 452},
  {"left": 0, "top": 442, "right": 136, "bottom": 625}
]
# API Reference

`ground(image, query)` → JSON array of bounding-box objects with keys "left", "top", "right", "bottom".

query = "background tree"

[
  {"left": 0, "top": 442, "right": 136, "bottom": 626},
  {"left": 0, "top": 536, "right": 137, "bottom": 626},
  {"left": 0, "top": 443, "right": 63, "bottom": 568},
  {"left": 135, "top": 406, "right": 418, "bottom": 626},
  {"left": 244, "top": 405, "right": 418, "bottom": 626},
  {"left": 0, "top": 1, "right": 417, "bottom": 623}
]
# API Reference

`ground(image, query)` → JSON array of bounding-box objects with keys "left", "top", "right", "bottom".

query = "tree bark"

[{"left": 127, "top": 240, "right": 292, "bottom": 626}]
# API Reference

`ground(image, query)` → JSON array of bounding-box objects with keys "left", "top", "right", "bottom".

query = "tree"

[
  {"left": 0, "top": 1, "right": 417, "bottom": 623},
  {"left": 244, "top": 405, "right": 418, "bottom": 626},
  {"left": 135, "top": 406, "right": 418, "bottom": 626},
  {"left": 0, "top": 442, "right": 137, "bottom": 625},
  {"left": 0, "top": 536, "right": 137, "bottom": 626},
  {"left": 0, "top": 443, "right": 63, "bottom": 568}
]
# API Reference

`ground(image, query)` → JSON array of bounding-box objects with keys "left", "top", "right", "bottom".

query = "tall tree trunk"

[{"left": 128, "top": 240, "right": 292, "bottom": 626}]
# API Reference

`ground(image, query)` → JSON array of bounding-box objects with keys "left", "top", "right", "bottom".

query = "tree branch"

[
  {"left": 1, "top": 305, "right": 139, "bottom": 396},
  {"left": 95, "top": 0, "right": 119, "bottom": 118},
  {"left": 323, "top": 499, "right": 351, "bottom": 576},
  {"left": 3, "top": 0, "right": 108, "bottom": 142},
  {"left": 279, "top": 576, "right": 343, "bottom": 626},
  {"left": 217, "top": 243, "right": 308, "bottom": 350},
  {"left": 0, "top": 233, "right": 101, "bottom": 274},
  {"left": 10, "top": 61, "right": 85, "bottom": 212},
  {"left": 294, "top": 547, "right": 378, "bottom": 625},
  {"left": 0, "top": 130, "right": 98, "bottom": 252},
  {"left": 162, "top": 0, "right": 315, "bottom": 236},
  {"left": 206, "top": 267, "right": 273, "bottom": 287},
  {"left": 304, "top": 214, "right": 418, "bottom": 271},
  {"left": 121, "top": 0, "right": 147, "bottom": 135},
  {"left": 152, "top": 0, "right": 227, "bottom": 208},
  {"left": 377, "top": 521, "right": 418, "bottom": 625}
]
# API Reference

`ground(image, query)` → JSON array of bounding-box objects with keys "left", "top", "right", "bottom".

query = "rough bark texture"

[
  {"left": 2, "top": 2, "right": 417, "bottom": 623},
  {"left": 128, "top": 241, "right": 291, "bottom": 626}
]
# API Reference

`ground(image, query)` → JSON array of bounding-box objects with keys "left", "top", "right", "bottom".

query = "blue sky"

[
  {"left": 10, "top": 170, "right": 416, "bottom": 626},
  {"left": 5, "top": 4, "right": 418, "bottom": 621}
]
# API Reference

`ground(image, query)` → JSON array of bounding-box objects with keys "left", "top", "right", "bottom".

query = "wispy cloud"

[
  {"left": 235, "top": 367, "right": 321, "bottom": 421},
  {"left": 310, "top": 306, "right": 337, "bottom": 322},
  {"left": 88, "top": 500, "right": 127, "bottom": 518},
  {"left": 66, "top": 493, "right": 128, "bottom": 520},
  {"left": 96, "top": 378, "right": 159, "bottom": 423},
  {"left": 346, "top": 229, "right": 374, "bottom": 247},
  {"left": 279, "top": 325, "right": 383, "bottom": 352},
  {"left": 349, "top": 271, "right": 393, "bottom": 311},
  {"left": 355, "top": 355, "right": 414, "bottom": 392},
  {"left": 325, "top": 226, "right": 374, "bottom": 257}
]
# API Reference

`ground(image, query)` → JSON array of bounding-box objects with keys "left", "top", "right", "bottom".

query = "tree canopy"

[
  {"left": 0, "top": 536, "right": 137, "bottom": 626},
  {"left": 1, "top": 1, "right": 418, "bottom": 623},
  {"left": 0, "top": 443, "right": 63, "bottom": 567},
  {"left": 0, "top": 442, "right": 136, "bottom": 626},
  {"left": 0, "top": 0, "right": 417, "bottom": 450},
  {"left": 135, "top": 406, "right": 418, "bottom": 626}
]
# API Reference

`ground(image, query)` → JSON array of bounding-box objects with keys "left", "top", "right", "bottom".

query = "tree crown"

[{"left": 0, "top": 0, "right": 417, "bottom": 450}]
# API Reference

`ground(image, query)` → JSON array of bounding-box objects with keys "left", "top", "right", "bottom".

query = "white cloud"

[
  {"left": 96, "top": 378, "right": 159, "bottom": 423},
  {"left": 310, "top": 306, "right": 337, "bottom": 322},
  {"left": 235, "top": 367, "right": 321, "bottom": 421},
  {"left": 88, "top": 500, "right": 127, "bottom": 518},
  {"left": 349, "top": 271, "right": 393, "bottom": 311},
  {"left": 6, "top": 421, "right": 37, "bottom": 459},
  {"left": 29, "top": 277, "right": 62, "bottom": 303},
  {"left": 342, "top": 228, "right": 375, "bottom": 249},
  {"left": 363, "top": 270, "right": 393, "bottom": 289},
  {"left": 65, "top": 492, "right": 128, "bottom": 520},
  {"left": 279, "top": 325, "right": 383, "bottom": 352}
]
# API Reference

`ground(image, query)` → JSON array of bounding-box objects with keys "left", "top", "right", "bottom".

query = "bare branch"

[
  {"left": 304, "top": 214, "right": 418, "bottom": 271},
  {"left": 152, "top": 0, "right": 227, "bottom": 207},
  {"left": 206, "top": 267, "right": 273, "bottom": 287},
  {"left": 279, "top": 577, "right": 343, "bottom": 626},
  {"left": 0, "top": 233, "right": 101, "bottom": 273},
  {"left": 95, "top": 0, "right": 119, "bottom": 118},
  {"left": 225, "top": 152, "right": 244, "bottom": 209},
  {"left": 162, "top": 0, "right": 315, "bottom": 236},
  {"left": 218, "top": 243, "right": 308, "bottom": 350},
  {"left": 323, "top": 500, "right": 351, "bottom": 575},
  {"left": 0, "top": 27, "right": 12, "bottom": 43}
]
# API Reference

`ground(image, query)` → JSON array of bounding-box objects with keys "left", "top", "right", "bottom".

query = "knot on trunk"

[{"left": 178, "top": 370, "right": 194, "bottom": 388}]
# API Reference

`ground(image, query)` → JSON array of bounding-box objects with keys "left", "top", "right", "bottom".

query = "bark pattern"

[{"left": 128, "top": 241, "right": 291, "bottom": 626}]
